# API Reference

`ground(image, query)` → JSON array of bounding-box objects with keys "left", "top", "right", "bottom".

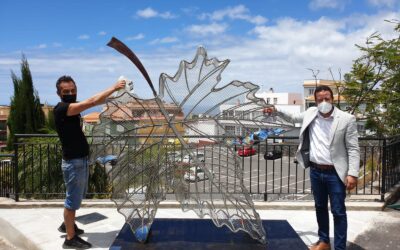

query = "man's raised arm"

[{"left": 67, "top": 80, "right": 126, "bottom": 116}]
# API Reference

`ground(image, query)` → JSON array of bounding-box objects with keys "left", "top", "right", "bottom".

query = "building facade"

[
  {"left": 257, "top": 88, "right": 303, "bottom": 106},
  {"left": 0, "top": 106, "right": 11, "bottom": 149},
  {"left": 91, "top": 100, "right": 185, "bottom": 145}
]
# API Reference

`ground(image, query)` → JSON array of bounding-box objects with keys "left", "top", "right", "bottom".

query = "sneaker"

[
  {"left": 58, "top": 222, "right": 84, "bottom": 235},
  {"left": 63, "top": 235, "right": 92, "bottom": 249}
]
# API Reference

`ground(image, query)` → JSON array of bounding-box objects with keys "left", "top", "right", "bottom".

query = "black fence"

[
  {"left": 382, "top": 136, "right": 400, "bottom": 197},
  {"left": 0, "top": 134, "right": 399, "bottom": 201},
  {"left": 0, "top": 154, "right": 15, "bottom": 198}
]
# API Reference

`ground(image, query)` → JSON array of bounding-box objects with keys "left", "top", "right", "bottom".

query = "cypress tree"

[
  {"left": 46, "top": 105, "right": 56, "bottom": 132},
  {"left": 7, "top": 55, "right": 46, "bottom": 149}
]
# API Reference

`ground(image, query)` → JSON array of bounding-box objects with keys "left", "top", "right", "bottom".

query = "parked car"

[
  {"left": 264, "top": 148, "right": 282, "bottom": 160},
  {"left": 184, "top": 167, "right": 210, "bottom": 182},
  {"left": 182, "top": 153, "right": 205, "bottom": 164},
  {"left": 96, "top": 155, "right": 118, "bottom": 174},
  {"left": 96, "top": 155, "right": 118, "bottom": 165},
  {"left": 237, "top": 146, "right": 256, "bottom": 157}
]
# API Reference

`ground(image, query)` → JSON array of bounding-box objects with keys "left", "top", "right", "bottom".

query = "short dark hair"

[
  {"left": 314, "top": 85, "right": 333, "bottom": 100},
  {"left": 56, "top": 75, "right": 76, "bottom": 95}
]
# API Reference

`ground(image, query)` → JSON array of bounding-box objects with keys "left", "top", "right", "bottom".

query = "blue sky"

[{"left": 1, "top": 0, "right": 399, "bottom": 105}]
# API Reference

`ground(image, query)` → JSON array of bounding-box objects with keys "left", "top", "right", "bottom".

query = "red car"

[{"left": 237, "top": 146, "right": 256, "bottom": 157}]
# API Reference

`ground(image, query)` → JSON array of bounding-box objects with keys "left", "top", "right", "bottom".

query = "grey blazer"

[{"left": 278, "top": 107, "right": 360, "bottom": 183}]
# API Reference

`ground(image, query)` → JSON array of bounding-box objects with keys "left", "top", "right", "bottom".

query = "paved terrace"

[{"left": 0, "top": 197, "right": 399, "bottom": 250}]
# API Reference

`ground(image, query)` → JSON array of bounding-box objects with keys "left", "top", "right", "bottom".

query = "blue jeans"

[
  {"left": 61, "top": 157, "right": 89, "bottom": 210},
  {"left": 310, "top": 167, "right": 347, "bottom": 250}
]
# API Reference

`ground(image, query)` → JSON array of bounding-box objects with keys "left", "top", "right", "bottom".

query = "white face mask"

[{"left": 317, "top": 101, "right": 333, "bottom": 114}]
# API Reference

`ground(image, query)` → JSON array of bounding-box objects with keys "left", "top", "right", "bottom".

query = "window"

[
  {"left": 273, "top": 98, "right": 278, "bottom": 104},
  {"left": 266, "top": 98, "right": 270, "bottom": 104},
  {"left": 309, "top": 88, "right": 315, "bottom": 95},
  {"left": 225, "top": 125, "right": 235, "bottom": 135},
  {"left": 235, "top": 126, "right": 241, "bottom": 136},
  {"left": 223, "top": 110, "right": 234, "bottom": 118},
  {"left": 235, "top": 110, "right": 243, "bottom": 118},
  {"left": 132, "top": 110, "right": 145, "bottom": 117},
  {"left": 0, "top": 131, "right": 6, "bottom": 141},
  {"left": 0, "top": 121, "right": 6, "bottom": 131},
  {"left": 252, "top": 111, "right": 263, "bottom": 119}
]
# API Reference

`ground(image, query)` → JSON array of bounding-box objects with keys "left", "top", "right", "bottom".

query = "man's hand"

[
  {"left": 113, "top": 80, "right": 126, "bottom": 91},
  {"left": 345, "top": 175, "right": 357, "bottom": 190}
]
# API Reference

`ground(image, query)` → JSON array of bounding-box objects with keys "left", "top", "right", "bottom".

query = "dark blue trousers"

[{"left": 310, "top": 167, "right": 347, "bottom": 250}]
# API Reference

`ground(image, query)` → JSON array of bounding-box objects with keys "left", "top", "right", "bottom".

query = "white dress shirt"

[{"left": 309, "top": 108, "right": 336, "bottom": 165}]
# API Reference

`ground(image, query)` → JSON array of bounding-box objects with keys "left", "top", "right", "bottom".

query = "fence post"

[
  {"left": 380, "top": 138, "right": 387, "bottom": 202},
  {"left": 13, "top": 136, "right": 19, "bottom": 202}
]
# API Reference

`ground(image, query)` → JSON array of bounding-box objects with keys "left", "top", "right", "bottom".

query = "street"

[{"left": 184, "top": 148, "right": 312, "bottom": 200}]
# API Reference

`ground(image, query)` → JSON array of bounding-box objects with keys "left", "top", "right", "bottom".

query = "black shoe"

[
  {"left": 63, "top": 235, "right": 92, "bottom": 249},
  {"left": 58, "top": 222, "right": 84, "bottom": 235}
]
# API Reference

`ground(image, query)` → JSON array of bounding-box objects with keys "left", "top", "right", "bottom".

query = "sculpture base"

[{"left": 110, "top": 218, "right": 307, "bottom": 250}]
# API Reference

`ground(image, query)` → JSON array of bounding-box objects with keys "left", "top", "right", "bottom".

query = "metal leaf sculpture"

[{"left": 91, "top": 37, "right": 293, "bottom": 244}]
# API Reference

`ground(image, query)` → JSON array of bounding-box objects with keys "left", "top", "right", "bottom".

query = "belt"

[{"left": 310, "top": 161, "right": 335, "bottom": 170}]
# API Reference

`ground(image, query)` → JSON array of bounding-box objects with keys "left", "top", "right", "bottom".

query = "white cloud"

[
  {"left": 159, "top": 11, "right": 175, "bottom": 19},
  {"left": 200, "top": 5, "right": 267, "bottom": 25},
  {"left": 52, "top": 43, "right": 62, "bottom": 48},
  {"left": 367, "top": 0, "right": 397, "bottom": 8},
  {"left": 250, "top": 15, "right": 268, "bottom": 25},
  {"left": 137, "top": 7, "right": 158, "bottom": 18},
  {"left": 78, "top": 34, "right": 90, "bottom": 40},
  {"left": 126, "top": 33, "right": 145, "bottom": 41},
  {"left": 309, "top": 0, "right": 348, "bottom": 10},
  {"left": 35, "top": 44, "right": 47, "bottom": 49},
  {"left": 181, "top": 7, "right": 199, "bottom": 16},
  {"left": 98, "top": 31, "right": 107, "bottom": 36},
  {"left": 150, "top": 36, "right": 179, "bottom": 44},
  {"left": 136, "top": 7, "right": 177, "bottom": 19},
  {"left": 1, "top": 11, "right": 399, "bottom": 106},
  {"left": 186, "top": 23, "right": 228, "bottom": 36}
]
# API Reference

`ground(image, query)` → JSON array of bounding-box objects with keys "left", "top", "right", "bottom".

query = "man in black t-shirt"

[{"left": 54, "top": 75, "right": 125, "bottom": 249}]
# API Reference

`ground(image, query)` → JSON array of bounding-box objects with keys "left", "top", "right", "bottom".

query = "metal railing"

[
  {"left": 382, "top": 136, "right": 400, "bottom": 199},
  {"left": 0, "top": 154, "right": 15, "bottom": 198},
  {"left": 1, "top": 134, "right": 398, "bottom": 201}
]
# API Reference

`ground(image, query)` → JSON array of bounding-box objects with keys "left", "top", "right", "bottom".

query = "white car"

[
  {"left": 182, "top": 153, "right": 205, "bottom": 164},
  {"left": 184, "top": 167, "right": 210, "bottom": 182}
]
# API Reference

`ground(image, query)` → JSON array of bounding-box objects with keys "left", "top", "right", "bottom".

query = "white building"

[
  {"left": 257, "top": 88, "right": 302, "bottom": 106},
  {"left": 185, "top": 102, "right": 286, "bottom": 143},
  {"left": 256, "top": 88, "right": 304, "bottom": 122},
  {"left": 185, "top": 118, "right": 220, "bottom": 144}
]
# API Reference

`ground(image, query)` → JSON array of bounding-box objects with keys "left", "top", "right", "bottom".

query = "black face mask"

[{"left": 61, "top": 94, "right": 77, "bottom": 103}]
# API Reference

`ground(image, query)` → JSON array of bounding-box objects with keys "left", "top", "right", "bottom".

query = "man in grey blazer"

[{"left": 267, "top": 85, "right": 360, "bottom": 250}]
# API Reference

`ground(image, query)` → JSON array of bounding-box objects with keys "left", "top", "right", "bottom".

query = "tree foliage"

[
  {"left": 342, "top": 20, "right": 400, "bottom": 136},
  {"left": 46, "top": 109, "right": 56, "bottom": 132},
  {"left": 7, "top": 56, "right": 46, "bottom": 148}
]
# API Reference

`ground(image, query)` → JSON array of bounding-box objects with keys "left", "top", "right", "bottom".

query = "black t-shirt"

[{"left": 54, "top": 102, "right": 89, "bottom": 159}]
